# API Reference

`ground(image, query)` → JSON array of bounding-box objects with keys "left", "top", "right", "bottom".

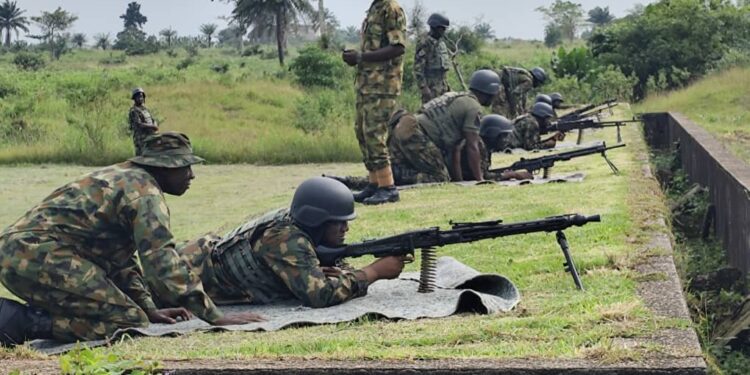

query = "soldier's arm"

[
  {"left": 361, "top": 4, "right": 407, "bottom": 62},
  {"left": 511, "top": 74, "right": 534, "bottom": 96},
  {"left": 129, "top": 108, "right": 158, "bottom": 130},
  {"left": 126, "top": 194, "right": 224, "bottom": 323},
  {"left": 413, "top": 42, "right": 428, "bottom": 88},
  {"left": 258, "top": 232, "right": 369, "bottom": 308},
  {"left": 110, "top": 255, "right": 159, "bottom": 314}
]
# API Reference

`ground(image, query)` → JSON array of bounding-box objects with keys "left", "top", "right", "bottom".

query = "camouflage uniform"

[
  {"left": 171, "top": 209, "right": 369, "bottom": 308},
  {"left": 0, "top": 135, "right": 220, "bottom": 343},
  {"left": 355, "top": 0, "right": 407, "bottom": 172},
  {"left": 491, "top": 67, "right": 534, "bottom": 119},
  {"left": 389, "top": 92, "right": 482, "bottom": 185},
  {"left": 512, "top": 114, "right": 544, "bottom": 151},
  {"left": 414, "top": 34, "right": 451, "bottom": 103},
  {"left": 129, "top": 105, "right": 157, "bottom": 156}
]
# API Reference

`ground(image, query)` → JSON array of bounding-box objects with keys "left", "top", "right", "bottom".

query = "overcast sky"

[{"left": 17, "top": 0, "right": 657, "bottom": 42}]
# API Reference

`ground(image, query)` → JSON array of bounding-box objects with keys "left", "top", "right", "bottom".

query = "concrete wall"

[{"left": 642, "top": 112, "right": 750, "bottom": 271}]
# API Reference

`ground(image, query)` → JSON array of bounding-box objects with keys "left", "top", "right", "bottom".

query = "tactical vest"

[
  {"left": 419, "top": 91, "right": 473, "bottom": 123},
  {"left": 423, "top": 37, "right": 450, "bottom": 76},
  {"left": 212, "top": 208, "right": 290, "bottom": 304}
]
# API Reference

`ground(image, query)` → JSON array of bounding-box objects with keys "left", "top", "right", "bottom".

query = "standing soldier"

[
  {"left": 342, "top": 0, "right": 407, "bottom": 205},
  {"left": 414, "top": 13, "right": 451, "bottom": 104},
  {"left": 492, "top": 66, "right": 547, "bottom": 119},
  {"left": 0, "top": 132, "right": 263, "bottom": 347},
  {"left": 129, "top": 87, "right": 159, "bottom": 156}
]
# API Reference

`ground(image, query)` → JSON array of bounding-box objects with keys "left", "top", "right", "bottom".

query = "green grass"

[
  {"left": 0, "top": 40, "right": 574, "bottom": 166},
  {"left": 634, "top": 66, "right": 750, "bottom": 164},
  {"left": 0, "top": 112, "right": 691, "bottom": 362}
]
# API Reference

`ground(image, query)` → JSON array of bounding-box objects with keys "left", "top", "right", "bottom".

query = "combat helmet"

[
  {"left": 531, "top": 102, "right": 555, "bottom": 119},
  {"left": 550, "top": 92, "right": 564, "bottom": 108},
  {"left": 530, "top": 67, "right": 547, "bottom": 86},
  {"left": 291, "top": 177, "right": 357, "bottom": 228},
  {"left": 427, "top": 13, "right": 450, "bottom": 28},
  {"left": 469, "top": 69, "right": 501, "bottom": 96},
  {"left": 131, "top": 87, "right": 146, "bottom": 99},
  {"left": 480, "top": 114, "right": 514, "bottom": 152},
  {"left": 535, "top": 94, "right": 552, "bottom": 105}
]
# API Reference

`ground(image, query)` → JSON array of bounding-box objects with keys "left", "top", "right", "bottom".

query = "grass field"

[
  {"left": 635, "top": 66, "right": 750, "bottom": 164},
  {"left": 0, "top": 106, "right": 693, "bottom": 365}
]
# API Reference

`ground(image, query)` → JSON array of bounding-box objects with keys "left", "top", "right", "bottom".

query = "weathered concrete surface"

[{"left": 642, "top": 112, "right": 750, "bottom": 271}]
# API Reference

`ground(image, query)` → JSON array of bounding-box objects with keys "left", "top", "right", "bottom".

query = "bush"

[
  {"left": 211, "top": 63, "right": 230, "bottom": 74},
  {"left": 553, "top": 46, "right": 597, "bottom": 81},
  {"left": 241, "top": 45, "right": 263, "bottom": 57},
  {"left": 99, "top": 53, "right": 127, "bottom": 65},
  {"left": 13, "top": 52, "right": 46, "bottom": 71},
  {"left": 446, "top": 26, "right": 484, "bottom": 55},
  {"left": 544, "top": 24, "right": 563, "bottom": 48},
  {"left": 289, "top": 46, "right": 347, "bottom": 88},
  {"left": 589, "top": 0, "right": 750, "bottom": 99},
  {"left": 166, "top": 49, "right": 178, "bottom": 58},
  {"left": 587, "top": 65, "right": 638, "bottom": 102},
  {"left": 292, "top": 89, "right": 350, "bottom": 134},
  {"left": 176, "top": 57, "right": 196, "bottom": 70}
]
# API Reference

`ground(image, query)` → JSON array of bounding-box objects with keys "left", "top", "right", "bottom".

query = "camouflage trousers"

[
  {"left": 355, "top": 94, "right": 398, "bottom": 172},
  {"left": 0, "top": 233, "right": 149, "bottom": 342},
  {"left": 388, "top": 114, "right": 451, "bottom": 185},
  {"left": 131, "top": 128, "right": 157, "bottom": 156},
  {"left": 164, "top": 235, "right": 252, "bottom": 306},
  {"left": 491, "top": 88, "right": 523, "bottom": 119},
  {"left": 420, "top": 76, "right": 450, "bottom": 104}
]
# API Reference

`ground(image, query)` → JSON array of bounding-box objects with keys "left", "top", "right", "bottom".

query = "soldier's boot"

[
  {"left": 363, "top": 166, "right": 400, "bottom": 205},
  {"left": 0, "top": 298, "right": 53, "bottom": 347},
  {"left": 353, "top": 171, "right": 379, "bottom": 203},
  {"left": 354, "top": 184, "right": 378, "bottom": 203},
  {"left": 363, "top": 186, "right": 400, "bottom": 205}
]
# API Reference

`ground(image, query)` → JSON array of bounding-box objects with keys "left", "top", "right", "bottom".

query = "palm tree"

[
  {"left": 200, "top": 23, "right": 217, "bottom": 48},
  {"left": 72, "top": 32, "right": 86, "bottom": 48},
  {"left": 0, "top": 0, "right": 29, "bottom": 47},
  {"left": 232, "top": 0, "right": 314, "bottom": 66},
  {"left": 159, "top": 27, "right": 177, "bottom": 48},
  {"left": 94, "top": 33, "right": 110, "bottom": 50}
]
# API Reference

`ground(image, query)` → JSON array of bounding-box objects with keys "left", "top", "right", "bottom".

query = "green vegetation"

[
  {"left": 0, "top": 118, "right": 692, "bottom": 363},
  {"left": 635, "top": 66, "right": 750, "bottom": 164},
  {"left": 59, "top": 345, "right": 161, "bottom": 375},
  {"left": 651, "top": 150, "right": 750, "bottom": 374}
]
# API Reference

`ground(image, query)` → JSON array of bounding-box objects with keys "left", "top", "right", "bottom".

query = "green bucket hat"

[{"left": 128, "top": 132, "right": 205, "bottom": 168}]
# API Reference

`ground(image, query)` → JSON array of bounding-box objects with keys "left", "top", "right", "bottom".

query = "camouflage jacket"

[
  {"left": 0, "top": 162, "right": 223, "bottom": 323},
  {"left": 213, "top": 211, "right": 369, "bottom": 308},
  {"left": 356, "top": 0, "right": 408, "bottom": 96},
  {"left": 129, "top": 105, "right": 157, "bottom": 155},
  {"left": 413, "top": 34, "right": 450, "bottom": 87},
  {"left": 512, "top": 114, "right": 543, "bottom": 150}
]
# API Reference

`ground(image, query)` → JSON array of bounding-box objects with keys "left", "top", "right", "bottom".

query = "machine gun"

[
  {"left": 316, "top": 214, "right": 601, "bottom": 292},
  {"left": 488, "top": 142, "right": 626, "bottom": 178},
  {"left": 558, "top": 98, "right": 618, "bottom": 123},
  {"left": 546, "top": 117, "right": 641, "bottom": 144}
]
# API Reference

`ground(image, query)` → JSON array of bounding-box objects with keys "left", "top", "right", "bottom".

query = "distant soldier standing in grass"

[
  {"left": 129, "top": 87, "right": 159, "bottom": 156},
  {"left": 414, "top": 13, "right": 451, "bottom": 104},
  {"left": 342, "top": 0, "right": 407, "bottom": 205}
]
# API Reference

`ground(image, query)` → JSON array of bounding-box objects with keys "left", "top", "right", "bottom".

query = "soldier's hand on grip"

[{"left": 369, "top": 256, "right": 406, "bottom": 280}]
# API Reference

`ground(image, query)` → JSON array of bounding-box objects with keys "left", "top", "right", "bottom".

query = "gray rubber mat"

[{"left": 29, "top": 257, "right": 519, "bottom": 355}]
